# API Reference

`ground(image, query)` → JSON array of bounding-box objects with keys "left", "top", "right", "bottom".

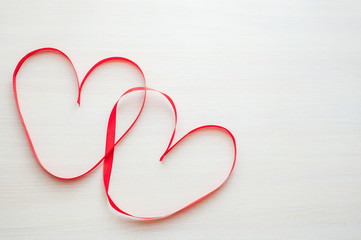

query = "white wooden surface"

[{"left": 1, "top": 1, "right": 361, "bottom": 239}]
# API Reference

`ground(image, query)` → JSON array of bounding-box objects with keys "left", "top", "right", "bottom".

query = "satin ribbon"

[{"left": 13, "top": 48, "right": 237, "bottom": 219}]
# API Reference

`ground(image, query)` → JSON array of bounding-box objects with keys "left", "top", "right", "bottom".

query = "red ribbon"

[{"left": 13, "top": 48, "right": 237, "bottom": 219}]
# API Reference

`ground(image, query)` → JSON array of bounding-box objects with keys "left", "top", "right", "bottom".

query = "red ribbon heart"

[{"left": 13, "top": 48, "right": 237, "bottom": 220}]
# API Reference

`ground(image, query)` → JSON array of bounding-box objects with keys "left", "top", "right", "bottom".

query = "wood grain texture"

[{"left": 1, "top": 0, "right": 361, "bottom": 239}]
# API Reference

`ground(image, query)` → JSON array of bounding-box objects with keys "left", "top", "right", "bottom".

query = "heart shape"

[
  {"left": 103, "top": 87, "right": 237, "bottom": 219},
  {"left": 13, "top": 48, "right": 147, "bottom": 178},
  {"left": 13, "top": 48, "right": 236, "bottom": 220}
]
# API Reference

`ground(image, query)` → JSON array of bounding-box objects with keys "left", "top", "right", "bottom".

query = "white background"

[{"left": 1, "top": 0, "right": 361, "bottom": 239}]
